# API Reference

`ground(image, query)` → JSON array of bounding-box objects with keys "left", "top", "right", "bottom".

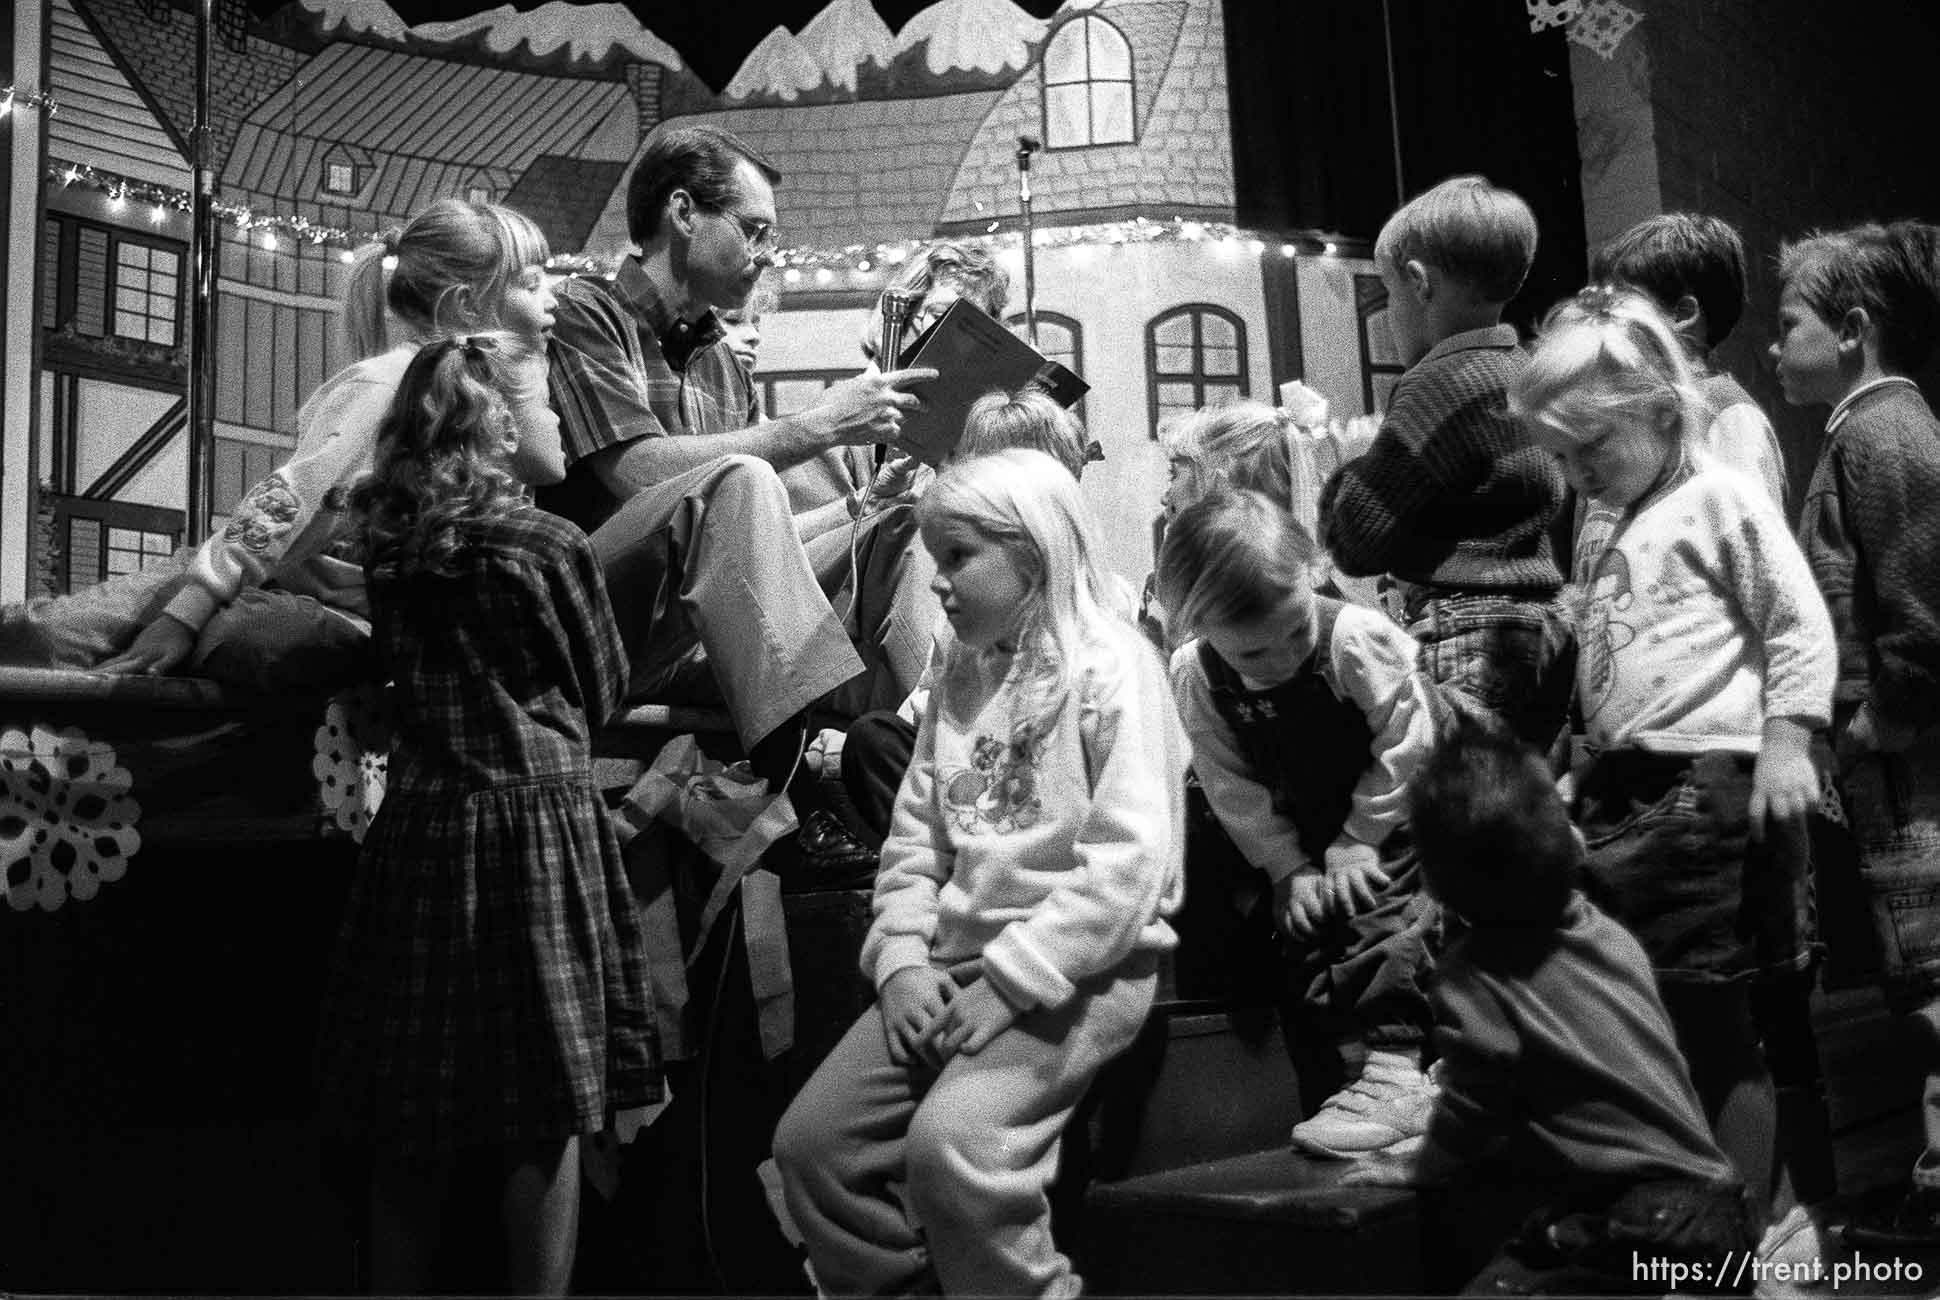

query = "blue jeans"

[
  {"left": 1401, "top": 589, "right": 1575, "bottom": 753},
  {"left": 1840, "top": 728, "right": 1940, "bottom": 1013}
]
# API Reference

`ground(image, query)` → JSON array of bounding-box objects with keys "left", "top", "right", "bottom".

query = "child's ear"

[
  {"left": 444, "top": 284, "right": 480, "bottom": 329},
  {"left": 1405, "top": 258, "right": 1433, "bottom": 302},
  {"left": 1840, "top": 306, "right": 1876, "bottom": 351}
]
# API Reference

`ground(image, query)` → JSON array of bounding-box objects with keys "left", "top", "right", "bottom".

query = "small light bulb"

[
  {"left": 814, "top": 267, "right": 834, "bottom": 285},
  {"left": 1281, "top": 243, "right": 1297, "bottom": 258},
  {"left": 1324, "top": 241, "right": 1337, "bottom": 255}
]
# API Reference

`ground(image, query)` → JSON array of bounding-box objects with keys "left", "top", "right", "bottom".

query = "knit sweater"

[
  {"left": 1796, "top": 378, "right": 1940, "bottom": 733},
  {"left": 1320, "top": 325, "right": 1565, "bottom": 595},
  {"left": 1415, "top": 894, "right": 1737, "bottom": 1187},
  {"left": 161, "top": 345, "right": 415, "bottom": 634},
  {"left": 866, "top": 620, "right": 1190, "bottom": 1012}
]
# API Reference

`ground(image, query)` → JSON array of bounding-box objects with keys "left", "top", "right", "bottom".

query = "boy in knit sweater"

[
  {"left": 1319, "top": 175, "right": 1572, "bottom": 753},
  {"left": 1347, "top": 714, "right": 1758, "bottom": 1295}
]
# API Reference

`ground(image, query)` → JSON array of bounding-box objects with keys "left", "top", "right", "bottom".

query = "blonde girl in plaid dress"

[{"left": 317, "top": 336, "right": 655, "bottom": 1295}]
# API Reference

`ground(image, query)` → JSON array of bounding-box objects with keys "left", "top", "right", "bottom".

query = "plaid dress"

[{"left": 316, "top": 507, "right": 659, "bottom": 1156}]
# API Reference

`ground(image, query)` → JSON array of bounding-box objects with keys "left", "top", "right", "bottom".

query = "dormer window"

[
  {"left": 1043, "top": 15, "right": 1135, "bottom": 149},
  {"left": 318, "top": 146, "right": 371, "bottom": 201}
]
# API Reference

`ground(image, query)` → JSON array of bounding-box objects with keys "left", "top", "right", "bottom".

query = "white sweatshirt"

[{"left": 865, "top": 620, "right": 1190, "bottom": 1011}]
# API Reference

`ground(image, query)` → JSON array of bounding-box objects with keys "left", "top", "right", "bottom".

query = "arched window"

[
  {"left": 1147, "top": 305, "right": 1248, "bottom": 438},
  {"left": 1006, "top": 310, "right": 1086, "bottom": 419},
  {"left": 1042, "top": 15, "right": 1134, "bottom": 149}
]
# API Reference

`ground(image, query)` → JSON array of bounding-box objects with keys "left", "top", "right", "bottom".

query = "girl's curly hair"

[{"left": 350, "top": 334, "right": 529, "bottom": 582}]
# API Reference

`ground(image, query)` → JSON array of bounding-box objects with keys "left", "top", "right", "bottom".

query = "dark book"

[{"left": 892, "top": 299, "right": 1089, "bottom": 467}]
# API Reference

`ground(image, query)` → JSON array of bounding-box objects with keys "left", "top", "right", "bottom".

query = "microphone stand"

[{"left": 1016, "top": 137, "right": 1040, "bottom": 347}]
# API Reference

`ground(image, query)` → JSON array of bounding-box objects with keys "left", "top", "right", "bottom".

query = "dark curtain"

[{"left": 1225, "top": 0, "right": 1588, "bottom": 330}]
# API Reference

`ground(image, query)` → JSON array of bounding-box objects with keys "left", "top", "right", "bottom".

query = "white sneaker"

[
  {"left": 1290, "top": 1051, "right": 1439, "bottom": 1159},
  {"left": 1753, "top": 1203, "right": 1831, "bottom": 1298}
]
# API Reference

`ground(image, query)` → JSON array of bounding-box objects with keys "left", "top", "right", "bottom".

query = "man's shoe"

[
  {"left": 1290, "top": 1051, "right": 1438, "bottom": 1159},
  {"left": 790, "top": 809, "right": 879, "bottom": 892}
]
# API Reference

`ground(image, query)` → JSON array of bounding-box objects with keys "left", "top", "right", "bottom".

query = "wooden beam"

[{"left": 84, "top": 395, "right": 185, "bottom": 499}]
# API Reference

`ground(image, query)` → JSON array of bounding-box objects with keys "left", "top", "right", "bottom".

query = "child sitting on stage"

[
  {"left": 1347, "top": 713, "right": 1758, "bottom": 1297},
  {"left": 836, "top": 387, "right": 1116, "bottom": 848},
  {"left": 773, "top": 449, "right": 1188, "bottom": 1298},
  {"left": 1161, "top": 488, "right": 1442, "bottom": 1158}
]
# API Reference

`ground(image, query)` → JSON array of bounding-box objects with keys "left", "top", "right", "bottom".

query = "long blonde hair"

[
  {"left": 917, "top": 449, "right": 1115, "bottom": 742},
  {"left": 339, "top": 199, "right": 552, "bottom": 359}
]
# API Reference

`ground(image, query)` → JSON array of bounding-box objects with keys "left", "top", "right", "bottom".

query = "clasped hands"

[
  {"left": 1274, "top": 839, "right": 1388, "bottom": 939},
  {"left": 879, "top": 965, "right": 1020, "bottom": 1068}
]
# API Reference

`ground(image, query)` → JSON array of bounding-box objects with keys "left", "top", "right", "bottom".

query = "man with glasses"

[{"left": 544, "top": 124, "right": 938, "bottom": 791}]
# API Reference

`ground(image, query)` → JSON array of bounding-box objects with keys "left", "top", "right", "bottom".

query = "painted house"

[{"left": 8, "top": 0, "right": 1395, "bottom": 598}]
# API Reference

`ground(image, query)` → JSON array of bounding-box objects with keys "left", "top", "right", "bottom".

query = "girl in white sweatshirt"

[{"left": 773, "top": 449, "right": 1189, "bottom": 1299}]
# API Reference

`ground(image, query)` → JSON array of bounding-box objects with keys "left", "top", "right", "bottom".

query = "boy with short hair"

[
  {"left": 1593, "top": 212, "right": 1788, "bottom": 509},
  {"left": 1319, "top": 175, "right": 1571, "bottom": 753},
  {"left": 1161, "top": 489, "right": 1443, "bottom": 1158},
  {"left": 1347, "top": 712, "right": 1759, "bottom": 1296}
]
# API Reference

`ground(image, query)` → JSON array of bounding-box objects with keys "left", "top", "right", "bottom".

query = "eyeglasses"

[{"left": 706, "top": 206, "right": 783, "bottom": 257}]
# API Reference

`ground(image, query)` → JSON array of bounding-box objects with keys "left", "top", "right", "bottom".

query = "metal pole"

[
  {"left": 1016, "top": 135, "right": 1040, "bottom": 347},
  {"left": 185, "top": 0, "right": 218, "bottom": 542},
  {"left": 1381, "top": 0, "right": 1405, "bottom": 207}
]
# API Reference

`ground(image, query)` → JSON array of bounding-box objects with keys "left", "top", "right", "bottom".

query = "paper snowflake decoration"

[
  {"left": 1568, "top": 0, "right": 1643, "bottom": 59},
  {"left": 1, "top": 724, "right": 142, "bottom": 912},
  {"left": 313, "top": 685, "right": 393, "bottom": 842},
  {"left": 1527, "top": 0, "right": 1584, "bottom": 32}
]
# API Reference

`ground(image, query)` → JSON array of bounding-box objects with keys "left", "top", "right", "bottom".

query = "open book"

[{"left": 891, "top": 300, "right": 1089, "bottom": 467}]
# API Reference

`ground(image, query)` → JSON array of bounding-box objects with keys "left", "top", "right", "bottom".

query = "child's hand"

[
  {"left": 1322, "top": 840, "right": 1390, "bottom": 917},
  {"left": 98, "top": 613, "right": 197, "bottom": 676},
  {"left": 926, "top": 978, "right": 1020, "bottom": 1061},
  {"left": 1751, "top": 717, "right": 1818, "bottom": 839},
  {"left": 1275, "top": 870, "right": 1329, "bottom": 938},
  {"left": 880, "top": 967, "right": 956, "bottom": 1067}
]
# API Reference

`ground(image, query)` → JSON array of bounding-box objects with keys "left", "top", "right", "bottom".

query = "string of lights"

[
  {"left": 1, "top": 83, "right": 58, "bottom": 117},
  {"left": 44, "top": 154, "right": 1367, "bottom": 281}
]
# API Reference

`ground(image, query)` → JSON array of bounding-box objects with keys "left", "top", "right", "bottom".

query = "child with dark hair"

[
  {"left": 1161, "top": 489, "right": 1443, "bottom": 1159},
  {"left": 1593, "top": 212, "right": 1787, "bottom": 509},
  {"left": 1348, "top": 712, "right": 1758, "bottom": 1296},
  {"left": 1775, "top": 218, "right": 1940, "bottom": 1242}
]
